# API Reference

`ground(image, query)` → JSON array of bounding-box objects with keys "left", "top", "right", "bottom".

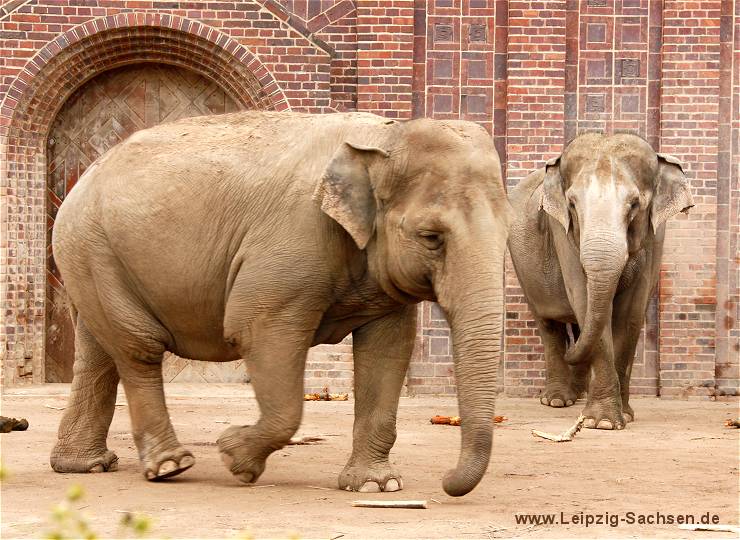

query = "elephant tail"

[{"left": 68, "top": 299, "right": 78, "bottom": 332}]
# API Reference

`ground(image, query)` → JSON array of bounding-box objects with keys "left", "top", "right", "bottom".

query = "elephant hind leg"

[
  {"left": 538, "top": 319, "right": 578, "bottom": 408},
  {"left": 51, "top": 316, "right": 120, "bottom": 473},
  {"left": 116, "top": 355, "right": 194, "bottom": 481},
  {"left": 217, "top": 310, "right": 317, "bottom": 485}
]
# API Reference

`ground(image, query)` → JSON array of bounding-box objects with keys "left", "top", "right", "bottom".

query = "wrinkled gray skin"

[
  {"left": 50, "top": 111, "right": 511, "bottom": 497},
  {"left": 508, "top": 133, "right": 693, "bottom": 429}
]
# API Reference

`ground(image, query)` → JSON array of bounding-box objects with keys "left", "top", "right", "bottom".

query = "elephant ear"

[
  {"left": 313, "top": 141, "right": 390, "bottom": 250},
  {"left": 650, "top": 153, "right": 694, "bottom": 233},
  {"left": 540, "top": 155, "right": 570, "bottom": 232}
]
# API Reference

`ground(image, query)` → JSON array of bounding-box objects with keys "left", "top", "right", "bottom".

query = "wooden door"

[{"left": 46, "top": 63, "right": 248, "bottom": 383}]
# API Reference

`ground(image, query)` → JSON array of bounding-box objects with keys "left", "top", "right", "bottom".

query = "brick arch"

[
  {"left": 4, "top": 13, "right": 288, "bottom": 141},
  {"left": 0, "top": 14, "right": 289, "bottom": 383}
]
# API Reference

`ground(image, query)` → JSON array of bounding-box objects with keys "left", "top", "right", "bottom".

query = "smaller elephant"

[{"left": 508, "top": 132, "right": 693, "bottom": 429}]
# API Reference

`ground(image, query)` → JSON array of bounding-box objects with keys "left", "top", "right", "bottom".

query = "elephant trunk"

[
  {"left": 435, "top": 230, "right": 506, "bottom": 497},
  {"left": 564, "top": 228, "right": 627, "bottom": 364}
]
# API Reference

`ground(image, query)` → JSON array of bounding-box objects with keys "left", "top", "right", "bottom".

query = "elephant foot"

[
  {"left": 50, "top": 445, "right": 119, "bottom": 473},
  {"left": 582, "top": 400, "right": 626, "bottom": 430},
  {"left": 338, "top": 461, "right": 403, "bottom": 493},
  {"left": 622, "top": 403, "right": 635, "bottom": 423},
  {"left": 217, "top": 425, "right": 268, "bottom": 484},
  {"left": 142, "top": 447, "right": 194, "bottom": 481},
  {"left": 540, "top": 386, "right": 577, "bottom": 408}
]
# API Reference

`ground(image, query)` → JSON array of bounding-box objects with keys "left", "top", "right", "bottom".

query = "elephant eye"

[
  {"left": 628, "top": 197, "right": 640, "bottom": 219},
  {"left": 418, "top": 231, "right": 444, "bottom": 251}
]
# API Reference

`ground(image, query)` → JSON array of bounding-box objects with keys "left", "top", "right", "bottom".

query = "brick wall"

[
  {"left": 657, "top": 0, "right": 721, "bottom": 398},
  {"left": 1, "top": 0, "right": 738, "bottom": 398},
  {"left": 356, "top": 0, "right": 415, "bottom": 118},
  {"left": 274, "top": 0, "right": 359, "bottom": 111}
]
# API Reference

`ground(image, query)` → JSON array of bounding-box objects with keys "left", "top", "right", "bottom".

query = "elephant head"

[
  {"left": 314, "top": 118, "right": 512, "bottom": 496},
  {"left": 540, "top": 132, "right": 693, "bottom": 364}
]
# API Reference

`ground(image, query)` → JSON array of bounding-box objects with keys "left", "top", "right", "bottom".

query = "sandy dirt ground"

[{"left": 1, "top": 384, "right": 738, "bottom": 539}]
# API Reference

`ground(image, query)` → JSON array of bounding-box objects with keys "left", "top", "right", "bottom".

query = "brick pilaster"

[
  {"left": 658, "top": 0, "right": 721, "bottom": 398},
  {"left": 356, "top": 0, "right": 415, "bottom": 118}
]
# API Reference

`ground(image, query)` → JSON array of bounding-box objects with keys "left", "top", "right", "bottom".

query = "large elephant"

[
  {"left": 508, "top": 132, "right": 693, "bottom": 429},
  {"left": 50, "top": 111, "right": 512, "bottom": 497}
]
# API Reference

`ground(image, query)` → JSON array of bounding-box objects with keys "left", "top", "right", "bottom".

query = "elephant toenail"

[
  {"left": 359, "top": 481, "right": 381, "bottom": 493},
  {"left": 596, "top": 419, "right": 614, "bottom": 430},
  {"left": 180, "top": 455, "right": 195, "bottom": 469},
  {"left": 624, "top": 413, "right": 634, "bottom": 423},
  {"left": 89, "top": 464, "right": 104, "bottom": 473},
  {"left": 540, "top": 397, "right": 548, "bottom": 405},
  {"left": 345, "top": 486, "right": 353, "bottom": 491},
  {"left": 566, "top": 400, "right": 574, "bottom": 406},
  {"left": 384, "top": 479, "right": 401, "bottom": 492},
  {"left": 158, "top": 460, "right": 178, "bottom": 476},
  {"left": 583, "top": 418, "right": 596, "bottom": 429},
  {"left": 550, "top": 399, "right": 564, "bottom": 407},
  {"left": 145, "top": 470, "right": 157, "bottom": 481},
  {"left": 237, "top": 472, "right": 255, "bottom": 484}
]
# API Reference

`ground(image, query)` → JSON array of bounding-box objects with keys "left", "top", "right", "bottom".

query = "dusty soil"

[{"left": 1, "top": 384, "right": 738, "bottom": 539}]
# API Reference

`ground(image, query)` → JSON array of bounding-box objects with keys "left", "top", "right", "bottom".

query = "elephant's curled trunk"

[{"left": 564, "top": 230, "right": 627, "bottom": 364}]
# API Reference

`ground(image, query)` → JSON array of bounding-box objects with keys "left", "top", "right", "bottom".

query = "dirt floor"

[{"left": 1, "top": 384, "right": 738, "bottom": 539}]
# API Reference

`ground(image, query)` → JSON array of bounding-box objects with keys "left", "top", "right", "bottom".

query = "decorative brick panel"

[{"left": 410, "top": 0, "right": 503, "bottom": 395}]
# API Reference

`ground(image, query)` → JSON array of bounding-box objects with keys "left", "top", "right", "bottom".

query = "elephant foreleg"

[
  {"left": 612, "top": 289, "right": 650, "bottom": 423},
  {"left": 581, "top": 323, "right": 625, "bottom": 430},
  {"left": 338, "top": 305, "right": 417, "bottom": 493},
  {"left": 51, "top": 316, "right": 120, "bottom": 473}
]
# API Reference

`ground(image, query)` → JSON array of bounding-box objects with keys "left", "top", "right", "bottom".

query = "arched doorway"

[
  {"left": 45, "top": 63, "right": 246, "bottom": 383},
  {"left": 1, "top": 16, "right": 287, "bottom": 384}
]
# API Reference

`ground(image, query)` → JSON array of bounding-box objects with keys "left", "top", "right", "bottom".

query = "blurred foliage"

[
  {"left": 1, "top": 463, "right": 301, "bottom": 539},
  {"left": 44, "top": 485, "right": 153, "bottom": 540}
]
